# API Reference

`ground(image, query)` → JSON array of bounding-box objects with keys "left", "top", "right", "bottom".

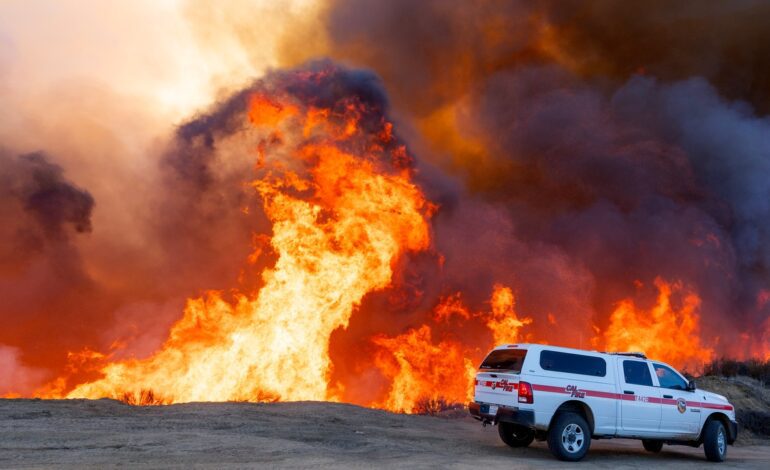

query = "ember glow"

[{"left": 2, "top": 1, "right": 769, "bottom": 407}]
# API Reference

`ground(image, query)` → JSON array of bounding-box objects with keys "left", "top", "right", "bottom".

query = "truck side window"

[
  {"left": 623, "top": 360, "right": 653, "bottom": 386},
  {"left": 539, "top": 350, "right": 606, "bottom": 377},
  {"left": 653, "top": 363, "right": 688, "bottom": 390}
]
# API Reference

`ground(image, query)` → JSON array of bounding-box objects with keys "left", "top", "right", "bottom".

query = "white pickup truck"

[{"left": 469, "top": 343, "right": 737, "bottom": 462}]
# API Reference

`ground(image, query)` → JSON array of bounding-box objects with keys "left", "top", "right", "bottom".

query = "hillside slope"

[
  {"left": 1, "top": 389, "right": 769, "bottom": 469},
  {"left": 696, "top": 375, "right": 770, "bottom": 438}
]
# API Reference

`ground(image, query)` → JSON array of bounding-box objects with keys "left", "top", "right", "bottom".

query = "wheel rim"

[
  {"left": 717, "top": 428, "right": 726, "bottom": 455},
  {"left": 561, "top": 423, "right": 585, "bottom": 453}
]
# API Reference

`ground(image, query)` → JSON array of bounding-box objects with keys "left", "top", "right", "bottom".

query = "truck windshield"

[{"left": 479, "top": 349, "right": 527, "bottom": 372}]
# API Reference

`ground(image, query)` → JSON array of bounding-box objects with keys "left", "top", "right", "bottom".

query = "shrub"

[
  {"left": 703, "top": 358, "right": 770, "bottom": 385},
  {"left": 118, "top": 389, "right": 169, "bottom": 406},
  {"left": 413, "top": 396, "right": 463, "bottom": 415}
]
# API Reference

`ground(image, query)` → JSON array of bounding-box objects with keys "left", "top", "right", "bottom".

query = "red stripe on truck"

[
  {"left": 697, "top": 402, "right": 734, "bottom": 410},
  {"left": 485, "top": 382, "right": 733, "bottom": 411}
]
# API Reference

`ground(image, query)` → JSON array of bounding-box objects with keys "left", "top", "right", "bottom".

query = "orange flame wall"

[{"left": 52, "top": 67, "right": 548, "bottom": 407}]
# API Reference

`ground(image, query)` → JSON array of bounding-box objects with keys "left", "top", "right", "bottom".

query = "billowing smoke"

[
  {"left": 0, "top": 151, "right": 96, "bottom": 394},
  {"left": 1, "top": 0, "right": 769, "bottom": 399},
  {"left": 0, "top": 0, "right": 315, "bottom": 395},
  {"left": 1, "top": 151, "right": 93, "bottom": 240},
  {"left": 537, "top": 0, "right": 770, "bottom": 114},
  {"left": 319, "top": 0, "right": 770, "bottom": 359}
]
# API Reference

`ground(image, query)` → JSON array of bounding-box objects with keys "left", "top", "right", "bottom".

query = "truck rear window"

[
  {"left": 540, "top": 350, "right": 606, "bottom": 377},
  {"left": 479, "top": 349, "right": 527, "bottom": 372}
]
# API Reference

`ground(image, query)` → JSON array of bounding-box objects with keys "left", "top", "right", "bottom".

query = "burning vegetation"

[
  {"left": 602, "top": 278, "right": 714, "bottom": 372},
  {"left": 63, "top": 64, "right": 432, "bottom": 404},
  {"left": 1, "top": 1, "right": 770, "bottom": 411}
]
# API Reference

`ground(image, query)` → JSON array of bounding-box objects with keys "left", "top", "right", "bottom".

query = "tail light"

[{"left": 518, "top": 381, "right": 533, "bottom": 404}]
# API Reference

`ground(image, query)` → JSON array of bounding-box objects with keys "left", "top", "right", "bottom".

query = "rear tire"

[
  {"left": 498, "top": 422, "right": 535, "bottom": 448},
  {"left": 642, "top": 439, "right": 663, "bottom": 452},
  {"left": 703, "top": 419, "right": 727, "bottom": 462},
  {"left": 547, "top": 412, "right": 591, "bottom": 461}
]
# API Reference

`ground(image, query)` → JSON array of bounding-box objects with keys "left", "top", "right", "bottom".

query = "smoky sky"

[
  {"left": 539, "top": 0, "right": 770, "bottom": 114},
  {"left": 2, "top": 0, "right": 770, "bottom": 396},
  {"left": 321, "top": 0, "right": 770, "bottom": 354},
  {"left": 325, "top": 0, "right": 770, "bottom": 114}
]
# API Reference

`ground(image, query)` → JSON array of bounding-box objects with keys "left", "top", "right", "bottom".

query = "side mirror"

[{"left": 687, "top": 380, "right": 697, "bottom": 392}]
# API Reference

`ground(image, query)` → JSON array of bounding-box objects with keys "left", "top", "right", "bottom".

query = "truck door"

[
  {"left": 653, "top": 363, "right": 701, "bottom": 436},
  {"left": 618, "top": 360, "right": 662, "bottom": 435}
]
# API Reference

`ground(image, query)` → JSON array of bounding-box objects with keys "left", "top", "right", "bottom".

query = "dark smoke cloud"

[
  {"left": 460, "top": 69, "right": 743, "bottom": 322},
  {"left": 16, "top": 152, "right": 93, "bottom": 236},
  {"left": 0, "top": 150, "right": 100, "bottom": 389},
  {"left": 321, "top": 0, "right": 770, "bottom": 355},
  {"left": 613, "top": 77, "right": 770, "bottom": 272},
  {"left": 540, "top": 0, "right": 770, "bottom": 113},
  {"left": 0, "top": 150, "right": 93, "bottom": 269},
  {"left": 325, "top": 0, "right": 770, "bottom": 114},
  {"left": 324, "top": 0, "right": 538, "bottom": 115},
  {"left": 612, "top": 76, "right": 770, "bottom": 322}
]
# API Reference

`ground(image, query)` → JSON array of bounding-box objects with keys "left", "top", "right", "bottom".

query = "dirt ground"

[{"left": 1, "top": 399, "right": 769, "bottom": 469}]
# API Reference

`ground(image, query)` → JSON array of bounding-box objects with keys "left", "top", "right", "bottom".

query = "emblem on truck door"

[{"left": 677, "top": 398, "right": 687, "bottom": 413}]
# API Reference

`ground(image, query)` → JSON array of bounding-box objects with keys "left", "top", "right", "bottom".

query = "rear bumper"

[{"left": 468, "top": 402, "right": 535, "bottom": 428}]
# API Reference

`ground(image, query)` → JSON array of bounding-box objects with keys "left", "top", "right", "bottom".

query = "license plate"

[{"left": 480, "top": 404, "right": 498, "bottom": 415}]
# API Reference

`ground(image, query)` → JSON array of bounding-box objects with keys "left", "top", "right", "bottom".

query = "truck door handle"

[
  {"left": 623, "top": 390, "right": 634, "bottom": 395},
  {"left": 663, "top": 394, "right": 673, "bottom": 399}
]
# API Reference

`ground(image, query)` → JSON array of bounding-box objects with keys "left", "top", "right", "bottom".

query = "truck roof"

[{"left": 494, "top": 343, "right": 647, "bottom": 360}]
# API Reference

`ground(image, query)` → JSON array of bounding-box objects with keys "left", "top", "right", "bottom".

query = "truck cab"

[{"left": 468, "top": 344, "right": 737, "bottom": 462}]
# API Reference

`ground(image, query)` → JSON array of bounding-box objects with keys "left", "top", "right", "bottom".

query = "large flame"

[
  {"left": 601, "top": 278, "right": 714, "bottom": 371},
  {"left": 487, "top": 284, "right": 532, "bottom": 345},
  {"left": 371, "top": 285, "right": 530, "bottom": 413},
  {"left": 372, "top": 325, "right": 477, "bottom": 413},
  {"left": 66, "top": 69, "right": 431, "bottom": 403}
]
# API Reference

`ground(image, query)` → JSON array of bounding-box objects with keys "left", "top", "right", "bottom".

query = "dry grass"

[
  {"left": 413, "top": 396, "right": 464, "bottom": 416},
  {"left": 118, "top": 389, "right": 169, "bottom": 406}
]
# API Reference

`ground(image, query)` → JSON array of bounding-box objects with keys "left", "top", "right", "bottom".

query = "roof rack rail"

[{"left": 604, "top": 352, "right": 648, "bottom": 359}]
